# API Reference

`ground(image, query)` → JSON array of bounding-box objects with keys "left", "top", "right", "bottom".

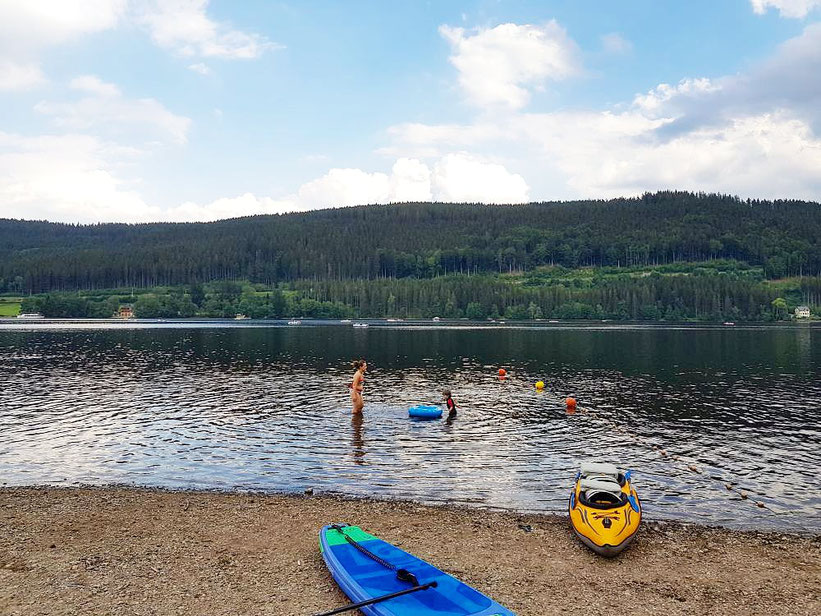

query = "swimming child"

[
  {"left": 442, "top": 389, "right": 456, "bottom": 418},
  {"left": 349, "top": 359, "right": 366, "bottom": 414}
]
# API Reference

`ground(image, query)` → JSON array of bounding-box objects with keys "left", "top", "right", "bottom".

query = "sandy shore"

[{"left": 1, "top": 487, "right": 819, "bottom": 616}]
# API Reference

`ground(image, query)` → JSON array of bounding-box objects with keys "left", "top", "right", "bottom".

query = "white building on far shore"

[{"left": 795, "top": 305, "right": 811, "bottom": 319}]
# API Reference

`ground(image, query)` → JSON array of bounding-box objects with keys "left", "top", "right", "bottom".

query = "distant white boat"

[
  {"left": 432, "top": 316, "right": 441, "bottom": 322},
  {"left": 288, "top": 319, "right": 302, "bottom": 325},
  {"left": 340, "top": 319, "right": 352, "bottom": 323},
  {"left": 723, "top": 321, "right": 735, "bottom": 326},
  {"left": 234, "top": 313, "right": 249, "bottom": 320},
  {"left": 352, "top": 322, "right": 369, "bottom": 328},
  {"left": 17, "top": 313, "right": 44, "bottom": 319},
  {"left": 386, "top": 318, "right": 398, "bottom": 322}
]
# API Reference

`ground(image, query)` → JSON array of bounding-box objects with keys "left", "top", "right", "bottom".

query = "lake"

[{"left": 1, "top": 320, "right": 819, "bottom": 532}]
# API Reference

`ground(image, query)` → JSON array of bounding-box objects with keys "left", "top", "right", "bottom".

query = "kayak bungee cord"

[{"left": 329, "top": 524, "right": 421, "bottom": 586}]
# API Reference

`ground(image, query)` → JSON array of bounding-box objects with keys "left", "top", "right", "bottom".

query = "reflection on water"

[
  {"left": 351, "top": 413, "right": 365, "bottom": 466},
  {"left": 0, "top": 322, "right": 819, "bottom": 532}
]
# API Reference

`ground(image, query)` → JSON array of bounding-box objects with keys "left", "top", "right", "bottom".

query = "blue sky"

[{"left": 1, "top": 0, "right": 820, "bottom": 222}]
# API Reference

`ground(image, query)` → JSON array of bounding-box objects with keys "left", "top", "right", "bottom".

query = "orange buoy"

[
  {"left": 565, "top": 397, "right": 577, "bottom": 409},
  {"left": 498, "top": 368, "right": 506, "bottom": 377}
]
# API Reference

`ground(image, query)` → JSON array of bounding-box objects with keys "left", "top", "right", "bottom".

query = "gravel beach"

[{"left": 1, "top": 487, "right": 819, "bottom": 616}]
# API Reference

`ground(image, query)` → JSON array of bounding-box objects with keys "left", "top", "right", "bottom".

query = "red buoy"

[
  {"left": 498, "top": 368, "right": 506, "bottom": 376},
  {"left": 566, "top": 397, "right": 577, "bottom": 409}
]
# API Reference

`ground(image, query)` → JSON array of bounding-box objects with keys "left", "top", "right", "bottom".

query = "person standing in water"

[
  {"left": 350, "top": 359, "right": 367, "bottom": 414},
  {"left": 442, "top": 389, "right": 457, "bottom": 419}
]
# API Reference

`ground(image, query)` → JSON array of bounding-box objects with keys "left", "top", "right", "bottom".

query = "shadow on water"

[{"left": 0, "top": 323, "right": 819, "bottom": 532}]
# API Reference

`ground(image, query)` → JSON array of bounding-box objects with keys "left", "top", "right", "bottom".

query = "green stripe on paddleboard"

[{"left": 324, "top": 526, "right": 378, "bottom": 546}]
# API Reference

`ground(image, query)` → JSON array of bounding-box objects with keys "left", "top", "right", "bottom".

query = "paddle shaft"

[{"left": 312, "top": 581, "right": 437, "bottom": 616}]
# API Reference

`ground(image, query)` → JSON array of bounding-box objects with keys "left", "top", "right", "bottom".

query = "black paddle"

[{"left": 312, "top": 580, "right": 438, "bottom": 616}]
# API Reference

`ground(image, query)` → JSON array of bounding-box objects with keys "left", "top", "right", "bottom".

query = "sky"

[{"left": 1, "top": 0, "right": 821, "bottom": 223}]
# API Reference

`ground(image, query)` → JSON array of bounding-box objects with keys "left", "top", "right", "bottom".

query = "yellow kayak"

[{"left": 568, "top": 462, "right": 641, "bottom": 557}]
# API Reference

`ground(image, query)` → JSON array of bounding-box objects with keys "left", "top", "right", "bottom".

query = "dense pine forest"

[{"left": 2, "top": 191, "right": 820, "bottom": 321}]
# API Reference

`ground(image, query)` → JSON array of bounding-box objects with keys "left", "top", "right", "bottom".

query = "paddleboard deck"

[{"left": 319, "top": 524, "right": 514, "bottom": 616}]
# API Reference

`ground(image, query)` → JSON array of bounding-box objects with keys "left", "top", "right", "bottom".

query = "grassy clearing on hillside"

[
  {"left": 0, "top": 298, "right": 22, "bottom": 316},
  {"left": 514, "top": 260, "right": 766, "bottom": 288}
]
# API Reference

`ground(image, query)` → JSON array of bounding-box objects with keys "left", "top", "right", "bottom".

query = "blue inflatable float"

[{"left": 408, "top": 404, "right": 443, "bottom": 419}]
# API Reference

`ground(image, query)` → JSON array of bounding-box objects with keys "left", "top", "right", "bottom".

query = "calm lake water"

[{"left": 1, "top": 321, "right": 819, "bottom": 532}]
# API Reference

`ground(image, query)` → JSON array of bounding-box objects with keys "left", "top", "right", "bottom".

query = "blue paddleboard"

[
  {"left": 319, "top": 523, "right": 514, "bottom": 616},
  {"left": 408, "top": 405, "right": 443, "bottom": 419}
]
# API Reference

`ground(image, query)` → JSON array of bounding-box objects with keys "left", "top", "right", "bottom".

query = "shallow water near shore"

[{"left": 1, "top": 321, "right": 819, "bottom": 532}]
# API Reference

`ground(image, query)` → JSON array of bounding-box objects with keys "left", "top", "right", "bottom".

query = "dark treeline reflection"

[{"left": 3, "top": 324, "right": 817, "bottom": 375}]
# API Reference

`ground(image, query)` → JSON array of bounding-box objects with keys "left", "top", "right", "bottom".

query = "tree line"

[
  {"left": 18, "top": 266, "right": 820, "bottom": 321},
  {"left": 2, "top": 191, "right": 820, "bottom": 294}
]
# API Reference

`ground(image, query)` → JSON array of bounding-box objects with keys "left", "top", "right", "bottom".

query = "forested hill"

[{"left": 1, "top": 191, "right": 820, "bottom": 293}]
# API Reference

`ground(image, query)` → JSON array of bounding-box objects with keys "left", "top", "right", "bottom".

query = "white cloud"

[
  {"left": 70, "top": 74, "right": 121, "bottom": 97},
  {"left": 291, "top": 155, "right": 526, "bottom": 209},
  {"left": 165, "top": 193, "right": 297, "bottom": 221},
  {"left": 601, "top": 33, "right": 633, "bottom": 55},
  {"left": 134, "top": 0, "right": 279, "bottom": 59},
  {"left": 0, "top": 1, "right": 273, "bottom": 93},
  {"left": 381, "top": 21, "right": 821, "bottom": 203},
  {"left": 389, "top": 158, "right": 432, "bottom": 202},
  {"left": 629, "top": 23, "right": 821, "bottom": 135},
  {"left": 188, "top": 62, "right": 211, "bottom": 75},
  {"left": 384, "top": 101, "right": 821, "bottom": 204},
  {"left": 514, "top": 110, "right": 821, "bottom": 200},
  {"left": 112, "top": 155, "right": 526, "bottom": 223},
  {"left": 0, "top": 131, "right": 301, "bottom": 223},
  {"left": 0, "top": 0, "right": 126, "bottom": 54},
  {"left": 432, "top": 153, "right": 529, "bottom": 203},
  {"left": 296, "top": 168, "right": 391, "bottom": 209},
  {"left": 5, "top": 10, "right": 820, "bottom": 224},
  {"left": 34, "top": 75, "right": 191, "bottom": 144},
  {"left": 439, "top": 21, "right": 580, "bottom": 109},
  {"left": 0, "top": 132, "right": 158, "bottom": 223},
  {"left": 632, "top": 78, "right": 720, "bottom": 116},
  {"left": 750, "top": 0, "right": 821, "bottom": 17},
  {"left": 0, "top": 0, "right": 126, "bottom": 91},
  {"left": 381, "top": 122, "right": 505, "bottom": 158},
  {"left": 0, "top": 60, "right": 46, "bottom": 91}
]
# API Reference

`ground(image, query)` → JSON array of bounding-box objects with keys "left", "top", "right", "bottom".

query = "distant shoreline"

[{"left": 1, "top": 486, "right": 818, "bottom": 615}]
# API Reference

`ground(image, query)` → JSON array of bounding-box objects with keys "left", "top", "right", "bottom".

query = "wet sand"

[{"left": 1, "top": 487, "right": 819, "bottom": 616}]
